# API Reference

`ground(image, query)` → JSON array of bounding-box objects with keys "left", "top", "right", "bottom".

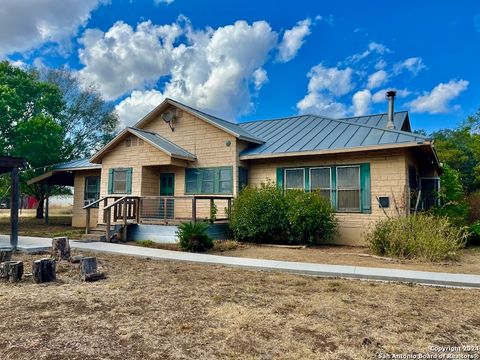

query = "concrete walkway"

[{"left": 1, "top": 234, "right": 480, "bottom": 289}]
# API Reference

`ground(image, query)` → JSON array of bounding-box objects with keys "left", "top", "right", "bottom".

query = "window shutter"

[
  {"left": 360, "top": 163, "right": 371, "bottom": 213},
  {"left": 305, "top": 167, "right": 310, "bottom": 192},
  {"left": 108, "top": 169, "right": 114, "bottom": 194},
  {"left": 126, "top": 168, "right": 133, "bottom": 194},
  {"left": 276, "top": 168, "right": 284, "bottom": 189},
  {"left": 331, "top": 166, "right": 337, "bottom": 209}
]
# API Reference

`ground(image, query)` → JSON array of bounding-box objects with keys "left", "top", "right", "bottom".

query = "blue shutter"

[
  {"left": 276, "top": 168, "right": 284, "bottom": 189},
  {"left": 108, "top": 169, "right": 114, "bottom": 194},
  {"left": 305, "top": 167, "right": 310, "bottom": 192},
  {"left": 126, "top": 168, "right": 133, "bottom": 194},
  {"left": 360, "top": 163, "right": 371, "bottom": 213},
  {"left": 331, "top": 166, "right": 337, "bottom": 210}
]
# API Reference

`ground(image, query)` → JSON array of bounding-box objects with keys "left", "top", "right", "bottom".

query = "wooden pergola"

[{"left": 0, "top": 156, "right": 25, "bottom": 250}]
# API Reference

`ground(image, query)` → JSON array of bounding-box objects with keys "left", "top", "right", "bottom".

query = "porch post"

[
  {"left": 105, "top": 208, "right": 111, "bottom": 242},
  {"left": 192, "top": 197, "right": 197, "bottom": 223},
  {"left": 85, "top": 207, "right": 91, "bottom": 234},
  {"left": 122, "top": 199, "right": 127, "bottom": 241},
  {"left": 10, "top": 167, "right": 19, "bottom": 250},
  {"left": 44, "top": 185, "right": 49, "bottom": 225}
]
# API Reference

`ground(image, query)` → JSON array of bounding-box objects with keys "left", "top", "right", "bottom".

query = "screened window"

[
  {"left": 238, "top": 167, "right": 248, "bottom": 191},
  {"left": 336, "top": 166, "right": 361, "bottom": 212},
  {"left": 84, "top": 176, "right": 100, "bottom": 206},
  {"left": 310, "top": 167, "right": 331, "bottom": 200},
  {"left": 185, "top": 167, "right": 233, "bottom": 194},
  {"left": 113, "top": 169, "right": 128, "bottom": 194},
  {"left": 285, "top": 168, "right": 305, "bottom": 190}
]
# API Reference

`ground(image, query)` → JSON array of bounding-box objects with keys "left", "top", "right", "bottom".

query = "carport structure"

[{"left": 0, "top": 156, "right": 25, "bottom": 250}]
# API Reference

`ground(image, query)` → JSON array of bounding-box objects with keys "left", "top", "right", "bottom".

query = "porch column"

[{"left": 10, "top": 167, "right": 19, "bottom": 250}]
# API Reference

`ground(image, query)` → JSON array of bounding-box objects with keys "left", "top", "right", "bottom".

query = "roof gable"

[{"left": 90, "top": 127, "right": 196, "bottom": 163}]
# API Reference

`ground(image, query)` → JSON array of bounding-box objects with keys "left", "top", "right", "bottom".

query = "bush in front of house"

[
  {"left": 229, "top": 183, "right": 337, "bottom": 245},
  {"left": 367, "top": 214, "right": 467, "bottom": 262},
  {"left": 229, "top": 183, "right": 288, "bottom": 243},
  {"left": 177, "top": 222, "right": 213, "bottom": 252},
  {"left": 285, "top": 190, "right": 337, "bottom": 244}
]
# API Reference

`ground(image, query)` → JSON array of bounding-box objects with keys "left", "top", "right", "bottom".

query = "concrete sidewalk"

[{"left": 1, "top": 234, "right": 480, "bottom": 289}]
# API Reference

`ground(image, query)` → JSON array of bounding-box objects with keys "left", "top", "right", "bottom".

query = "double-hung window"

[
  {"left": 336, "top": 165, "right": 361, "bottom": 212},
  {"left": 284, "top": 168, "right": 305, "bottom": 190},
  {"left": 185, "top": 167, "right": 233, "bottom": 195},
  {"left": 84, "top": 176, "right": 100, "bottom": 206},
  {"left": 108, "top": 168, "right": 132, "bottom": 194},
  {"left": 310, "top": 167, "right": 331, "bottom": 201}
]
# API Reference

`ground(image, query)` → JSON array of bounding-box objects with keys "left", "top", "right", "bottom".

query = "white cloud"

[
  {"left": 277, "top": 18, "right": 313, "bottom": 62},
  {"left": 351, "top": 89, "right": 372, "bottom": 116},
  {"left": 393, "top": 57, "right": 426, "bottom": 76},
  {"left": 154, "top": 0, "right": 175, "bottom": 4},
  {"left": 252, "top": 68, "right": 268, "bottom": 90},
  {"left": 371, "top": 88, "right": 411, "bottom": 103},
  {"left": 375, "top": 59, "right": 387, "bottom": 70},
  {"left": 407, "top": 79, "right": 468, "bottom": 114},
  {"left": 0, "top": 0, "right": 104, "bottom": 57},
  {"left": 101, "top": 19, "right": 277, "bottom": 121},
  {"left": 296, "top": 64, "right": 354, "bottom": 117},
  {"left": 347, "top": 41, "right": 391, "bottom": 63},
  {"left": 367, "top": 70, "right": 388, "bottom": 89},
  {"left": 115, "top": 89, "right": 165, "bottom": 127}
]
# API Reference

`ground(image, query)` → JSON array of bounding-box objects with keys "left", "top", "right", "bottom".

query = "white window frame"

[
  {"left": 284, "top": 168, "right": 305, "bottom": 190},
  {"left": 309, "top": 167, "right": 332, "bottom": 203},
  {"left": 336, "top": 165, "right": 361, "bottom": 212},
  {"left": 112, "top": 168, "right": 128, "bottom": 194}
]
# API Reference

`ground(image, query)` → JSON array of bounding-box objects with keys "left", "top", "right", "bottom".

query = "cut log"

[
  {"left": 52, "top": 237, "right": 70, "bottom": 260},
  {"left": 83, "top": 272, "right": 106, "bottom": 282},
  {"left": 32, "top": 258, "right": 56, "bottom": 284},
  {"left": 69, "top": 255, "right": 84, "bottom": 264},
  {"left": 0, "top": 249, "right": 12, "bottom": 262},
  {"left": 79, "top": 257, "right": 97, "bottom": 281},
  {"left": 0, "top": 261, "right": 24, "bottom": 282}
]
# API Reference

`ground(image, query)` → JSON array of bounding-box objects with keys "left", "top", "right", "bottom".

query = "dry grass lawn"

[{"left": 0, "top": 251, "right": 479, "bottom": 360}]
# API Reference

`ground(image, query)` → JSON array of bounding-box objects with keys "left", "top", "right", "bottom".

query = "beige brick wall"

[
  {"left": 72, "top": 170, "right": 101, "bottom": 228},
  {"left": 247, "top": 148, "right": 411, "bottom": 245}
]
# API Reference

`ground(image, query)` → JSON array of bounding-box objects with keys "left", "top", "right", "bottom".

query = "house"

[{"left": 29, "top": 91, "right": 441, "bottom": 245}]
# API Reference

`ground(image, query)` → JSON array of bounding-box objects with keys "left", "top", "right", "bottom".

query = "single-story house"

[{"left": 29, "top": 91, "right": 441, "bottom": 245}]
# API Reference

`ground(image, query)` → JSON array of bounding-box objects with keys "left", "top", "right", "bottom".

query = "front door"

[{"left": 160, "top": 173, "right": 175, "bottom": 219}]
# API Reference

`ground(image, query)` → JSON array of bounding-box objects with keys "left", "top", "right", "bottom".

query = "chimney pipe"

[{"left": 386, "top": 90, "right": 396, "bottom": 129}]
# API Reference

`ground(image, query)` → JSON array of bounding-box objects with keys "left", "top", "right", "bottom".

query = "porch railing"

[{"left": 83, "top": 195, "right": 232, "bottom": 241}]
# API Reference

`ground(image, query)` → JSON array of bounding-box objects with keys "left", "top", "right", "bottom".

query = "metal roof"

[
  {"left": 128, "top": 127, "right": 196, "bottom": 161},
  {"left": 341, "top": 111, "right": 411, "bottom": 131},
  {"left": 238, "top": 112, "right": 429, "bottom": 158},
  {"left": 165, "top": 98, "right": 264, "bottom": 144},
  {"left": 53, "top": 158, "right": 101, "bottom": 170}
]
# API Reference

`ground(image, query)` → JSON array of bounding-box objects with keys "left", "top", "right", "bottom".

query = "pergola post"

[
  {"left": 10, "top": 167, "right": 19, "bottom": 250},
  {"left": 44, "top": 185, "right": 50, "bottom": 225}
]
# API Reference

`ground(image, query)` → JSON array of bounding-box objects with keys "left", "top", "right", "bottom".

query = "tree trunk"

[
  {"left": 0, "top": 261, "right": 24, "bottom": 282},
  {"left": 0, "top": 250, "right": 12, "bottom": 262},
  {"left": 52, "top": 237, "right": 70, "bottom": 260},
  {"left": 36, "top": 197, "right": 44, "bottom": 219},
  {"left": 32, "top": 258, "right": 56, "bottom": 283},
  {"left": 79, "top": 257, "right": 97, "bottom": 281}
]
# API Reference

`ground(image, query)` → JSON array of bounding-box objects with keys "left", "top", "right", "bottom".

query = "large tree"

[{"left": 0, "top": 61, "right": 118, "bottom": 218}]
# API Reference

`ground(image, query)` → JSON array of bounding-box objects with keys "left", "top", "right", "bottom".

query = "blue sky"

[{"left": 1, "top": 0, "right": 479, "bottom": 133}]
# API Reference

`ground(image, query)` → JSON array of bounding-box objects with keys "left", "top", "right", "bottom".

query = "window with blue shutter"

[{"left": 108, "top": 168, "right": 133, "bottom": 194}]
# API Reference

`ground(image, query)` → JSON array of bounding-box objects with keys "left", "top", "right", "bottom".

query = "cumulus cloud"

[
  {"left": 115, "top": 89, "right": 165, "bottom": 127},
  {"left": 351, "top": 89, "right": 372, "bottom": 116},
  {"left": 371, "top": 88, "right": 411, "bottom": 103},
  {"left": 296, "top": 64, "right": 354, "bottom": 117},
  {"left": 367, "top": 70, "right": 388, "bottom": 89},
  {"left": 393, "top": 57, "right": 426, "bottom": 76},
  {"left": 154, "top": 0, "right": 175, "bottom": 4},
  {"left": 277, "top": 18, "right": 313, "bottom": 62},
  {"left": 0, "top": 0, "right": 104, "bottom": 57},
  {"left": 407, "top": 79, "right": 468, "bottom": 114},
  {"left": 102, "top": 19, "right": 278, "bottom": 123},
  {"left": 347, "top": 41, "right": 391, "bottom": 63}
]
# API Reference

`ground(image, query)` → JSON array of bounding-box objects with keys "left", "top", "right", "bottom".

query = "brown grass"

[
  {"left": 217, "top": 244, "right": 480, "bottom": 275},
  {"left": 0, "top": 215, "right": 84, "bottom": 239},
  {"left": 0, "top": 252, "right": 479, "bottom": 359}
]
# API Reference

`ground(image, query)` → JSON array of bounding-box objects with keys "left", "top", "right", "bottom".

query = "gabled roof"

[
  {"left": 90, "top": 127, "right": 196, "bottom": 163},
  {"left": 238, "top": 113, "right": 430, "bottom": 159},
  {"left": 134, "top": 98, "right": 264, "bottom": 144},
  {"left": 341, "top": 111, "right": 411, "bottom": 132}
]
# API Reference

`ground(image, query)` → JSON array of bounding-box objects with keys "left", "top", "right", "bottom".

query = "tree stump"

[
  {"left": 32, "top": 258, "right": 56, "bottom": 283},
  {"left": 83, "top": 272, "right": 106, "bottom": 282},
  {"left": 69, "top": 255, "right": 84, "bottom": 264},
  {"left": 0, "top": 261, "right": 24, "bottom": 282},
  {"left": 0, "top": 249, "right": 12, "bottom": 262},
  {"left": 52, "top": 237, "right": 70, "bottom": 260},
  {"left": 79, "top": 257, "right": 97, "bottom": 281}
]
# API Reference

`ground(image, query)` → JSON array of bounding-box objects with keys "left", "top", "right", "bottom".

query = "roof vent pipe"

[{"left": 386, "top": 90, "right": 396, "bottom": 129}]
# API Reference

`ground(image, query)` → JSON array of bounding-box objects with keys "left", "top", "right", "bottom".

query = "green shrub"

[
  {"left": 135, "top": 240, "right": 156, "bottom": 248},
  {"left": 367, "top": 214, "right": 467, "bottom": 262},
  {"left": 229, "top": 183, "right": 288, "bottom": 243},
  {"left": 229, "top": 183, "right": 337, "bottom": 245},
  {"left": 468, "top": 221, "right": 480, "bottom": 246},
  {"left": 285, "top": 190, "right": 337, "bottom": 244},
  {"left": 177, "top": 222, "right": 213, "bottom": 252}
]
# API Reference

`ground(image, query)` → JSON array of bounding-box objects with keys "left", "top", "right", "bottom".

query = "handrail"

[
  {"left": 104, "top": 195, "right": 140, "bottom": 211},
  {"left": 83, "top": 196, "right": 118, "bottom": 209}
]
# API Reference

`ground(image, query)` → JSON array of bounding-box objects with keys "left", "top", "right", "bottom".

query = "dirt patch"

[
  {"left": 0, "top": 252, "right": 478, "bottom": 359},
  {"left": 0, "top": 215, "right": 84, "bottom": 239}
]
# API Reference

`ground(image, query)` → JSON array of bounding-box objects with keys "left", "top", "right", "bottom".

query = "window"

[
  {"left": 238, "top": 167, "right": 248, "bottom": 191},
  {"left": 310, "top": 167, "right": 331, "bottom": 201},
  {"left": 84, "top": 176, "right": 100, "bottom": 206},
  {"left": 185, "top": 167, "right": 233, "bottom": 194},
  {"left": 108, "top": 168, "right": 132, "bottom": 194},
  {"left": 336, "top": 166, "right": 361, "bottom": 212},
  {"left": 285, "top": 168, "right": 305, "bottom": 190}
]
